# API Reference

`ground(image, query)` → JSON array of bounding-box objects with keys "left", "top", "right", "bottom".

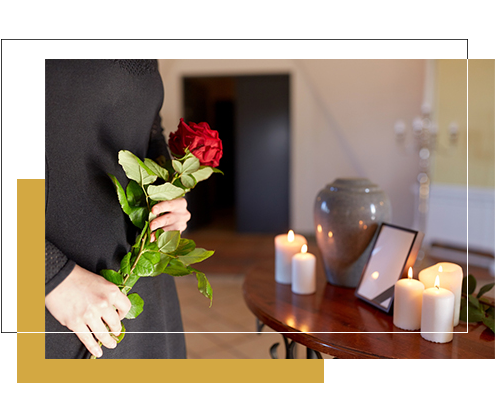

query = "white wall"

[
  {"left": 158, "top": 59, "right": 425, "bottom": 235},
  {"left": 424, "top": 184, "right": 495, "bottom": 252}
]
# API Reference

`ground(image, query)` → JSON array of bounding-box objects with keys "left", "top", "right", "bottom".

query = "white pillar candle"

[
  {"left": 291, "top": 244, "right": 317, "bottom": 295},
  {"left": 393, "top": 267, "right": 425, "bottom": 331},
  {"left": 419, "top": 262, "right": 463, "bottom": 326},
  {"left": 275, "top": 230, "right": 307, "bottom": 284},
  {"left": 421, "top": 275, "right": 455, "bottom": 343}
]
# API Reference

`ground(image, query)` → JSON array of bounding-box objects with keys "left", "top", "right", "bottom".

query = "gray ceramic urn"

[{"left": 314, "top": 178, "right": 392, "bottom": 288}]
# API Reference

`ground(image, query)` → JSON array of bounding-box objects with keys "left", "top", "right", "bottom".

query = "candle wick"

[{"left": 434, "top": 275, "right": 440, "bottom": 289}]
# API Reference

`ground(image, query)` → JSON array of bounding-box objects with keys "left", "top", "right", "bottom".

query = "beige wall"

[
  {"left": 158, "top": 59, "right": 425, "bottom": 234},
  {"left": 468, "top": 59, "right": 494, "bottom": 188},
  {"left": 432, "top": 60, "right": 467, "bottom": 185},
  {"left": 433, "top": 59, "right": 494, "bottom": 188}
]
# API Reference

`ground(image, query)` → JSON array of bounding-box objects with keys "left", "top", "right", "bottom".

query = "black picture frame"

[{"left": 354, "top": 222, "right": 424, "bottom": 313}]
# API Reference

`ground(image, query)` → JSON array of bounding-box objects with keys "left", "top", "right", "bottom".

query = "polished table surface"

[{"left": 243, "top": 264, "right": 495, "bottom": 359}]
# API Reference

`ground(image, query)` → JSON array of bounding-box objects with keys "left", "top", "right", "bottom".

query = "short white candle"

[
  {"left": 291, "top": 244, "right": 316, "bottom": 295},
  {"left": 274, "top": 230, "right": 307, "bottom": 284},
  {"left": 419, "top": 262, "right": 463, "bottom": 326},
  {"left": 421, "top": 275, "right": 455, "bottom": 343},
  {"left": 393, "top": 267, "right": 425, "bottom": 331}
]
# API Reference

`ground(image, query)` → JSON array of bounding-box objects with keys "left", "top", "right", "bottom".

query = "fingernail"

[{"left": 95, "top": 348, "right": 103, "bottom": 358}]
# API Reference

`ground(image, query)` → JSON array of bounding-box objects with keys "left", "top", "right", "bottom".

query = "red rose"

[{"left": 168, "top": 118, "right": 223, "bottom": 168}]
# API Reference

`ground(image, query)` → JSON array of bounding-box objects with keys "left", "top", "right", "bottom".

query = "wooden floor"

[
  {"left": 176, "top": 221, "right": 494, "bottom": 359},
  {"left": 177, "top": 222, "right": 328, "bottom": 359}
]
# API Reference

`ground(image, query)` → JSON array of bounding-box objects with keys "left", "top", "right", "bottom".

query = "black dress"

[{"left": 45, "top": 59, "right": 186, "bottom": 359}]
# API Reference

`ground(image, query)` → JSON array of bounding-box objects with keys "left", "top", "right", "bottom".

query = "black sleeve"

[
  {"left": 45, "top": 239, "right": 76, "bottom": 295},
  {"left": 147, "top": 112, "right": 171, "bottom": 162},
  {"left": 45, "top": 155, "right": 75, "bottom": 296}
]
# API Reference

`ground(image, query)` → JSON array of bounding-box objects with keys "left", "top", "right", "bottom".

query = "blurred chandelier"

[{"left": 394, "top": 103, "right": 459, "bottom": 246}]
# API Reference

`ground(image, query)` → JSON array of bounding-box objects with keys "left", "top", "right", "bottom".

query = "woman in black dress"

[{"left": 44, "top": 59, "right": 188, "bottom": 359}]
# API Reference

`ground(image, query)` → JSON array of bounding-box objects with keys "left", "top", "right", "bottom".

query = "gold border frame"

[{"left": 16, "top": 179, "right": 324, "bottom": 383}]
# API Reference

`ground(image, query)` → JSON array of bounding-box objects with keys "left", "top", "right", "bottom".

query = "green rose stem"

[
  {"left": 90, "top": 230, "right": 148, "bottom": 359},
  {"left": 122, "top": 230, "right": 147, "bottom": 292}
]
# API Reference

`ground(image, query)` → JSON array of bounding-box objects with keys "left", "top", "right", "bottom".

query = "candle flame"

[
  {"left": 438, "top": 265, "right": 443, "bottom": 272},
  {"left": 288, "top": 230, "right": 294, "bottom": 242},
  {"left": 434, "top": 275, "right": 440, "bottom": 289},
  {"left": 328, "top": 231, "right": 333, "bottom": 238},
  {"left": 317, "top": 224, "right": 322, "bottom": 233},
  {"left": 408, "top": 267, "right": 413, "bottom": 279},
  {"left": 301, "top": 244, "right": 308, "bottom": 253}
]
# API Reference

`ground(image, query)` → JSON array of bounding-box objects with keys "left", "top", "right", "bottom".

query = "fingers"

[
  {"left": 73, "top": 322, "right": 119, "bottom": 358},
  {"left": 74, "top": 304, "right": 121, "bottom": 358},
  {"left": 73, "top": 296, "right": 120, "bottom": 355},
  {"left": 150, "top": 213, "right": 190, "bottom": 233},
  {"left": 151, "top": 197, "right": 187, "bottom": 216},
  {"left": 111, "top": 289, "right": 132, "bottom": 320},
  {"left": 87, "top": 317, "right": 118, "bottom": 351},
  {"left": 73, "top": 325, "right": 104, "bottom": 358},
  {"left": 83, "top": 289, "right": 129, "bottom": 356},
  {"left": 150, "top": 198, "right": 190, "bottom": 233},
  {"left": 101, "top": 307, "right": 123, "bottom": 336}
]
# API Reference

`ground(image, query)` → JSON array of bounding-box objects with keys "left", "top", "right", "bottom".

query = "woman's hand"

[
  {"left": 150, "top": 197, "right": 191, "bottom": 238},
  {"left": 45, "top": 265, "right": 131, "bottom": 358}
]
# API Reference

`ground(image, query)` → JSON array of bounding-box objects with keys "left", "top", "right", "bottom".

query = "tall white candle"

[
  {"left": 275, "top": 230, "right": 307, "bottom": 284},
  {"left": 421, "top": 275, "right": 455, "bottom": 343},
  {"left": 291, "top": 244, "right": 316, "bottom": 295},
  {"left": 393, "top": 267, "right": 425, "bottom": 331},
  {"left": 419, "top": 262, "right": 463, "bottom": 326}
]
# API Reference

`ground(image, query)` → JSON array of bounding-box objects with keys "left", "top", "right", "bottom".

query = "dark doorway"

[{"left": 183, "top": 74, "right": 290, "bottom": 234}]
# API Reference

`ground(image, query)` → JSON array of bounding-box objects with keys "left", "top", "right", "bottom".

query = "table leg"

[
  {"left": 256, "top": 318, "right": 324, "bottom": 359},
  {"left": 269, "top": 336, "right": 297, "bottom": 359},
  {"left": 256, "top": 318, "right": 265, "bottom": 333},
  {"left": 306, "top": 347, "right": 323, "bottom": 359}
]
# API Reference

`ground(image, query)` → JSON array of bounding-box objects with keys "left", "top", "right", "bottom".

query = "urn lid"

[{"left": 325, "top": 178, "right": 382, "bottom": 193}]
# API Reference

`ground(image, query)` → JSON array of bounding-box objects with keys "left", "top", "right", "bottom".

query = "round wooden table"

[{"left": 243, "top": 264, "right": 495, "bottom": 359}]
